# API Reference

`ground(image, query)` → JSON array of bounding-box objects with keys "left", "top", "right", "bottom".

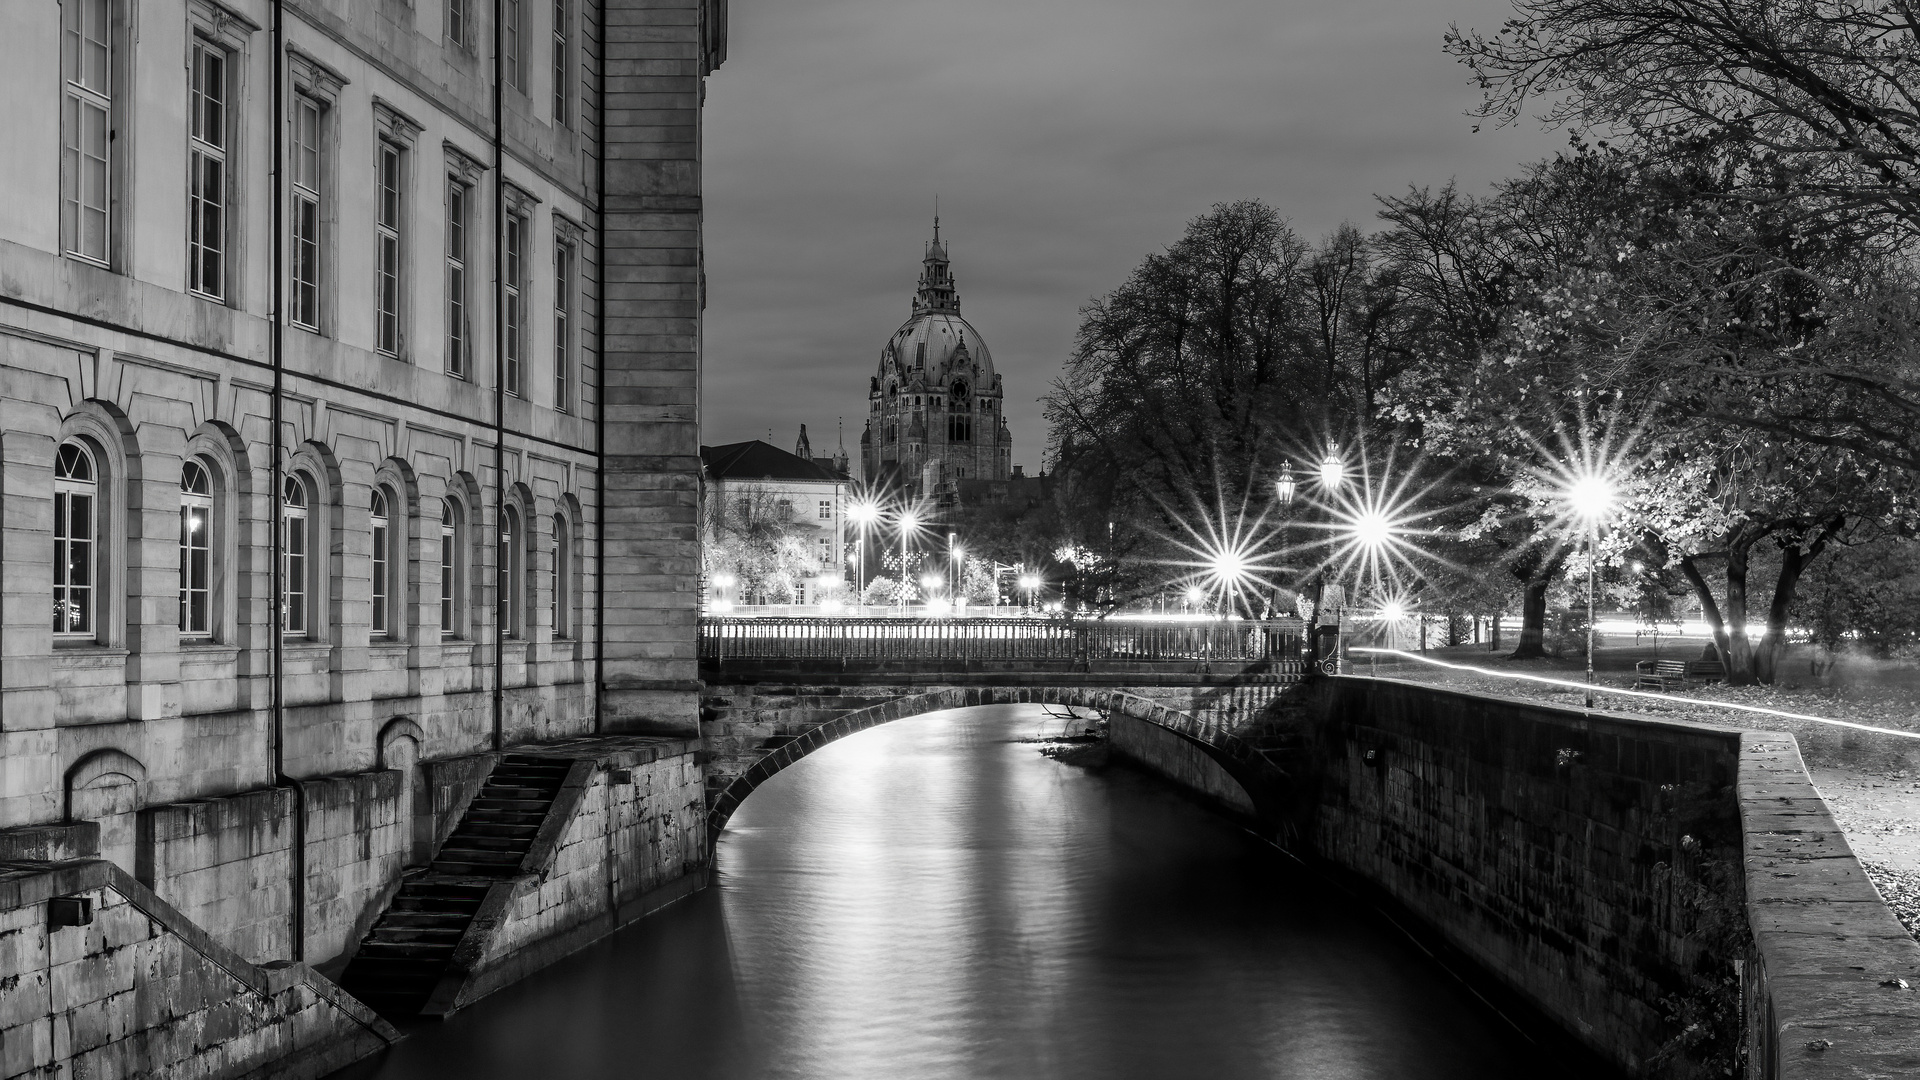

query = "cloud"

[{"left": 702, "top": 0, "right": 1563, "bottom": 466}]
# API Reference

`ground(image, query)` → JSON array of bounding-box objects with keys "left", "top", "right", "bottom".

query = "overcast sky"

[{"left": 700, "top": 0, "right": 1562, "bottom": 469}]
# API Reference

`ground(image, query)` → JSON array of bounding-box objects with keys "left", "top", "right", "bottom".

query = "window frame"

[
  {"left": 186, "top": 36, "right": 232, "bottom": 302},
  {"left": 375, "top": 139, "right": 406, "bottom": 356},
  {"left": 504, "top": 0, "right": 525, "bottom": 91},
  {"left": 553, "top": 229, "right": 574, "bottom": 411},
  {"left": 370, "top": 487, "right": 391, "bottom": 639},
  {"left": 61, "top": 0, "right": 115, "bottom": 267},
  {"left": 282, "top": 475, "right": 312, "bottom": 638},
  {"left": 503, "top": 210, "right": 525, "bottom": 397},
  {"left": 54, "top": 441, "right": 100, "bottom": 639},
  {"left": 290, "top": 92, "right": 326, "bottom": 332},
  {"left": 551, "top": 0, "right": 570, "bottom": 126},
  {"left": 440, "top": 498, "right": 464, "bottom": 638},
  {"left": 447, "top": 0, "right": 471, "bottom": 50},
  {"left": 446, "top": 176, "right": 471, "bottom": 379},
  {"left": 498, "top": 505, "right": 521, "bottom": 639},
  {"left": 179, "top": 460, "right": 214, "bottom": 638},
  {"left": 550, "top": 512, "right": 569, "bottom": 640}
]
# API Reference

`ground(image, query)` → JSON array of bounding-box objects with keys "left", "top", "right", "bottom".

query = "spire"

[
  {"left": 795, "top": 424, "right": 812, "bottom": 460},
  {"left": 914, "top": 215, "right": 959, "bottom": 316}
]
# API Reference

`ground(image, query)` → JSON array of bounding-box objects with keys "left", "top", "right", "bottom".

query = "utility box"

[{"left": 48, "top": 895, "right": 94, "bottom": 928}]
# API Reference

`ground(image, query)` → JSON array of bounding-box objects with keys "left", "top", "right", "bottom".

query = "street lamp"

[
  {"left": 1318, "top": 441, "right": 1344, "bottom": 490},
  {"left": 1566, "top": 471, "right": 1617, "bottom": 709},
  {"left": 896, "top": 507, "right": 921, "bottom": 615},
  {"left": 1018, "top": 572, "right": 1042, "bottom": 612},
  {"left": 1274, "top": 461, "right": 1297, "bottom": 506},
  {"left": 847, "top": 498, "right": 879, "bottom": 609}
]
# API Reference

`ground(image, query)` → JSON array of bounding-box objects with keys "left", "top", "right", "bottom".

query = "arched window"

[
  {"left": 498, "top": 507, "right": 520, "bottom": 639},
  {"left": 440, "top": 500, "right": 461, "bottom": 638},
  {"left": 180, "top": 461, "right": 212, "bottom": 636},
  {"left": 54, "top": 442, "right": 97, "bottom": 637},
  {"left": 551, "top": 513, "right": 569, "bottom": 639},
  {"left": 283, "top": 476, "right": 310, "bottom": 636},
  {"left": 370, "top": 488, "right": 391, "bottom": 638}
]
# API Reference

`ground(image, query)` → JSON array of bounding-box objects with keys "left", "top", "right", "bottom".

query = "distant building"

[
  {"left": 794, "top": 423, "right": 851, "bottom": 479},
  {"left": 701, "top": 438, "right": 850, "bottom": 605},
  {"left": 860, "top": 220, "right": 1013, "bottom": 500}
]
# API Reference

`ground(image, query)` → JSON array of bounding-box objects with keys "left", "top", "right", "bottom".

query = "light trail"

[{"left": 1349, "top": 648, "right": 1920, "bottom": 742}]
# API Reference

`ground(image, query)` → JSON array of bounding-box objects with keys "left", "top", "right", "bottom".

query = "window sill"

[
  {"left": 179, "top": 641, "right": 241, "bottom": 660},
  {"left": 370, "top": 639, "right": 410, "bottom": 654}
]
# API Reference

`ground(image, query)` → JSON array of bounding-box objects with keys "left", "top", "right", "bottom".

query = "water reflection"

[{"left": 333, "top": 705, "right": 1612, "bottom": 1080}]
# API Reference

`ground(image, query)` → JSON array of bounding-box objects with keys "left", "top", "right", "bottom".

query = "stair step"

[
  {"left": 354, "top": 941, "right": 458, "bottom": 960},
  {"left": 430, "top": 861, "right": 520, "bottom": 877},
  {"left": 457, "top": 822, "right": 541, "bottom": 838},
  {"left": 441, "top": 833, "right": 531, "bottom": 851},
  {"left": 379, "top": 911, "right": 472, "bottom": 928},
  {"left": 470, "top": 798, "right": 552, "bottom": 811},
  {"left": 368, "top": 926, "right": 468, "bottom": 944}
]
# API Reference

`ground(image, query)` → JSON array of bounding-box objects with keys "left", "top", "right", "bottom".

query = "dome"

[{"left": 879, "top": 312, "right": 996, "bottom": 388}]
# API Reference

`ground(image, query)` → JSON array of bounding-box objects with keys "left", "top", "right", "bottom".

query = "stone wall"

[
  {"left": 0, "top": 859, "right": 396, "bottom": 1080},
  {"left": 136, "top": 787, "right": 296, "bottom": 965},
  {"left": 1108, "top": 711, "right": 1256, "bottom": 818},
  {"left": 1303, "top": 677, "right": 1749, "bottom": 1076},
  {"left": 427, "top": 740, "right": 707, "bottom": 1013},
  {"left": 298, "top": 771, "right": 409, "bottom": 967}
]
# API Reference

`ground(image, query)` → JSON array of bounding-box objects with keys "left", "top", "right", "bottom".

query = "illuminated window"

[
  {"left": 283, "top": 476, "right": 310, "bottom": 636},
  {"left": 180, "top": 461, "right": 212, "bottom": 636},
  {"left": 371, "top": 488, "right": 391, "bottom": 637},
  {"left": 53, "top": 442, "right": 97, "bottom": 636}
]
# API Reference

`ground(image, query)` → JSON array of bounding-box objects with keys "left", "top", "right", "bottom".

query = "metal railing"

[{"left": 699, "top": 617, "right": 1306, "bottom": 665}]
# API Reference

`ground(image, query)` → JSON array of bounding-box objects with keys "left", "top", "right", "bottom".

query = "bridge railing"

[{"left": 699, "top": 617, "right": 1307, "bottom": 665}]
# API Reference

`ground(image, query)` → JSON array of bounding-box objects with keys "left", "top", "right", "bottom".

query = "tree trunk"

[
  {"left": 1491, "top": 611, "right": 1502, "bottom": 651},
  {"left": 1509, "top": 575, "right": 1553, "bottom": 659},
  {"left": 1756, "top": 517, "right": 1845, "bottom": 685},
  {"left": 1677, "top": 554, "right": 1733, "bottom": 672},
  {"left": 1722, "top": 545, "right": 1756, "bottom": 685}
]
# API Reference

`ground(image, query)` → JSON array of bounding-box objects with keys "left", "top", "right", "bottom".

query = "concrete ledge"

[
  {"left": 0, "top": 820, "right": 99, "bottom": 862},
  {"left": 1738, "top": 734, "right": 1920, "bottom": 1078}
]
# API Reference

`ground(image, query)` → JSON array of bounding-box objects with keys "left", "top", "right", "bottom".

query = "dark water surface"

[{"left": 334, "top": 705, "right": 1614, "bottom": 1080}]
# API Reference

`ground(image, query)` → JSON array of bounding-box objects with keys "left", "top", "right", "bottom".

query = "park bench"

[
  {"left": 1634, "top": 659, "right": 1690, "bottom": 692},
  {"left": 1686, "top": 659, "right": 1726, "bottom": 683}
]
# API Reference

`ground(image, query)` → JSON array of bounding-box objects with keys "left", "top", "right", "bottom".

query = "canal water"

[{"left": 333, "top": 705, "right": 1615, "bottom": 1080}]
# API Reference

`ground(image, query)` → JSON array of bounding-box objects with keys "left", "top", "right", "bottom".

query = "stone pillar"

[{"left": 597, "top": 0, "right": 723, "bottom": 735}]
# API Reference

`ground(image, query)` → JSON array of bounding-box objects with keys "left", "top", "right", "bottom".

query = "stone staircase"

[{"left": 337, "top": 753, "right": 572, "bottom": 1018}]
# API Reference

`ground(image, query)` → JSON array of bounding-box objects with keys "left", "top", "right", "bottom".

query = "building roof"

[{"left": 701, "top": 440, "right": 844, "bottom": 483}]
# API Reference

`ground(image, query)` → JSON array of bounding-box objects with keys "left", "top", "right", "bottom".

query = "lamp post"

[
  {"left": 1019, "top": 572, "right": 1041, "bottom": 613},
  {"left": 896, "top": 507, "right": 920, "bottom": 615},
  {"left": 949, "top": 533, "right": 962, "bottom": 608},
  {"left": 1312, "top": 442, "right": 1344, "bottom": 672},
  {"left": 1274, "top": 460, "right": 1296, "bottom": 624},
  {"left": 847, "top": 498, "right": 878, "bottom": 612},
  {"left": 1567, "top": 473, "right": 1616, "bottom": 710}
]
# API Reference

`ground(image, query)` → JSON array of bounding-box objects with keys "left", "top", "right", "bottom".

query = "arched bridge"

[{"left": 698, "top": 616, "right": 1315, "bottom": 846}]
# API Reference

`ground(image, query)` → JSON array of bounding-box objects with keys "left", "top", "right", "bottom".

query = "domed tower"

[{"left": 862, "top": 219, "right": 1012, "bottom": 495}]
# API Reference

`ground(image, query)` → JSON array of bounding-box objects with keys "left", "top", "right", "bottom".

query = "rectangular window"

[
  {"left": 448, "top": 0, "right": 468, "bottom": 48},
  {"left": 504, "top": 212, "right": 524, "bottom": 396},
  {"left": 553, "top": 236, "right": 571, "bottom": 411},
  {"left": 180, "top": 497, "right": 211, "bottom": 636},
  {"left": 187, "top": 39, "right": 228, "bottom": 300},
  {"left": 62, "top": 0, "right": 112, "bottom": 264},
  {"left": 498, "top": 521, "right": 515, "bottom": 638},
  {"left": 551, "top": 0, "right": 569, "bottom": 126},
  {"left": 818, "top": 500, "right": 831, "bottom": 520},
  {"left": 54, "top": 491, "right": 95, "bottom": 636},
  {"left": 447, "top": 180, "right": 469, "bottom": 378},
  {"left": 440, "top": 509, "right": 457, "bottom": 635},
  {"left": 504, "top": 0, "right": 524, "bottom": 90},
  {"left": 291, "top": 95, "right": 324, "bottom": 331},
  {"left": 371, "top": 496, "right": 390, "bottom": 638},
  {"left": 376, "top": 141, "right": 404, "bottom": 356},
  {"left": 284, "top": 511, "right": 307, "bottom": 635}
]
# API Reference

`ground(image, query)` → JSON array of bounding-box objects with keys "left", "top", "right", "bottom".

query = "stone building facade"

[
  {"left": 860, "top": 223, "right": 1013, "bottom": 498},
  {"left": 699, "top": 438, "right": 850, "bottom": 607},
  {"left": 0, "top": 0, "right": 721, "bottom": 1019}
]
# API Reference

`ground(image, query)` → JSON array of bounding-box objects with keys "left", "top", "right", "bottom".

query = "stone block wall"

[
  {"left": 1108, "top": 711, "right": 1256, "bottom": 818},
  {"left": 0, "top": 859, "right": 396, "bottom": 1080},
  {"left": 136, "top": 787, "right": 296, "bottom": 965},
  {"left": 439, "top": 740, "right": 707, "bottom": 1012},
  {"left": 298, "top": 771, "right": 408, "bottom": 966},
  {"left": 1304, "top": 677, "right": 1747, "bottom": 1075}
]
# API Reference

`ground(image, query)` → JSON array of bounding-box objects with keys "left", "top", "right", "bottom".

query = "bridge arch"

[{"left": 704, "top": 686, "right": 1293, "bottom": 850}]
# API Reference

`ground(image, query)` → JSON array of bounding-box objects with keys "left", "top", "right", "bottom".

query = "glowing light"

[
  {"left": 1351, "top": 509, "right": 1394, "bottom": 551},
  {"left": 898, "top": 509, "right": 921, "bottom": 532},
  {"left": 1378, "top": 600, "right": 1406, "bottom": 622},
  {"left": 711, "top": 572, "right": 737, "bottom": 589},
  {"left": 710, "top": 599, "right": 735, "bottom": 613},
  {"left": 1566, "top": 472, "right": 1616, "bottom": 525},
  {"left": 919, "top": 573, "right": 941, "bottom": 591},
  {"left": 847, "top": 499, "right": 880, "bottom": 527},
  {"left": 924, "top": 597, "right": 951, "bottom": 617},
  {"left": 1318, "top": 442, "right": 1344, "bottom": 489},
  {"left": 1274, "top": 462, "right": 1297, "bottom": 505},
  {"left": 1184, "top": 585, "right": 1206, "bottom": 605},
  {"left": 1018, "top": 574, "right": 1042, "bottom": 592}
]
